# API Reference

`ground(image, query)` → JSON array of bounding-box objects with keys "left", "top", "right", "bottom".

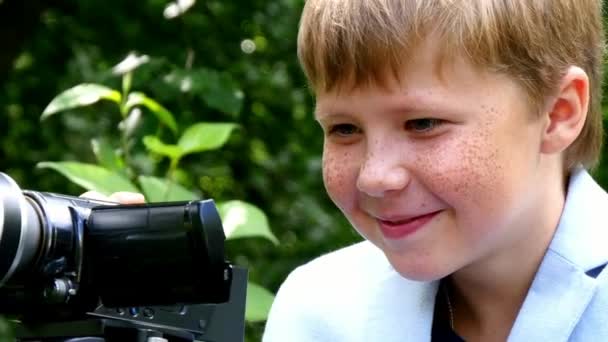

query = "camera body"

[{"left": 0, "top": 172, "right": 246, "bottom": 341}]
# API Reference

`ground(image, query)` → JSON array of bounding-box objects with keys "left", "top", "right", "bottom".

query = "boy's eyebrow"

[
  {"left": 390, "top": 91, "right": 446, "bottom": 113},
  {"left": 387, "top": 101, "right": 427, "bottom": 115},
  {"left": 313, "top": 91, "right": 447, "bottom": 120},
  {"left": 314, "top": 105, "right": 423, "bottom": 122},
  {"left": 389, "top": 92, "right": 461, "bottom": 116},
  {"left": 313, "top": 109, "right": 338, "bottom": 122}
]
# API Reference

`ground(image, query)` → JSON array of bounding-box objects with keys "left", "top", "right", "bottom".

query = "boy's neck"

[{"left": 448, "top": 165, "right": 568, "bottom": 340}]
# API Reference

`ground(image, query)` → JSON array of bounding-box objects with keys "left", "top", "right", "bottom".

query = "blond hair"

[{"left": 298, "top": 0, "right": 605, "bottom": 169}]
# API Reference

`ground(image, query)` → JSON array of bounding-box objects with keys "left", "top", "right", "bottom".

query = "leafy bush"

[{"left": 40, "top": 55, "right": 277, "bottom": 323}]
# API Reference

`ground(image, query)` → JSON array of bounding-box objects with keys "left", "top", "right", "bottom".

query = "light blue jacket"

[{"left": 263, "top": 168, "right": 608, "bottom": 341}]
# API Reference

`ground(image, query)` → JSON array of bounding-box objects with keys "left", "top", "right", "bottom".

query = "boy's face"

[{"left": 315, "top": 38, "right": 553, "bottom": 281}]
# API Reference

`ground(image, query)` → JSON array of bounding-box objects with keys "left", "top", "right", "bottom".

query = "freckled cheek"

[
  {"left": 418, "top": 137, "right": 506, "bottom": 212},
  {"left": 322, "top": 148, "right": 360, "bottom": 210}
]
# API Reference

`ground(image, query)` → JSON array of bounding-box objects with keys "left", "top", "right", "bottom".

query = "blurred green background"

[
  {"left": 0, "top": 0, "right": 361, "bottom": 340},
  {"left": 1, "top": 0, "right": 607, "bottom": 341}
]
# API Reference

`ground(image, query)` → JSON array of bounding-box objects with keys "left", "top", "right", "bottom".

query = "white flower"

[
  {"left": 164, "top": 0, "right": 196, "bottom": 19},
  {"left": 112, "top": 53, "right": 150, "bottom": 75}
]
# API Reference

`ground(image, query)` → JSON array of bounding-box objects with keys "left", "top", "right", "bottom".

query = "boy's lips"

[{"left": 376, "top": 210, "right": 442, "bottom": 240}]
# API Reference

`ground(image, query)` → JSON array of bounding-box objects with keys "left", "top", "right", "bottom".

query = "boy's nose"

[{"left": 356, "top": 153, "right": 410, "bottom": 198}]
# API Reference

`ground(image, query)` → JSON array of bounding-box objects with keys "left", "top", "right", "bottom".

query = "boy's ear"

[{"left": 540, "top": 66, "right": 589, "bottom": 155}]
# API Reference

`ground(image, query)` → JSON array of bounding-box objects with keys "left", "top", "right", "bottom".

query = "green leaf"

[
  {"left": 37, "top": 162, "right": 138, "bottom": 195},
  {"left": 138, "top": 176, "right": 198, "bottom": 202},
  {"left": 91, "top": 138, "right": 124, "bottom": 172},
  {"left": 0, "top": 316, "right": 14, "bottom": 341},
  {"left": 196, "top": 69, "right": 244, "bottom": 116},
  {"left": 245, "top": 282, "right": 275, "bottom": 322},
  {"left": 126, "top": 92, "right": 178, "bottom": 134},
  {"left": 142, "top": 136, "right": 183, "bottom": 160},
  {"left": 217, "top": 200, "right": 278, "bottom": 244},
  {"left": 178, "top": 123, "right": 237, "bottom": 156},
  {"left": 165, "top": 68, "right": 244, "bottom": 116},
  {"left": 41, "top": 84, "right": 121, "bottom": 120}
]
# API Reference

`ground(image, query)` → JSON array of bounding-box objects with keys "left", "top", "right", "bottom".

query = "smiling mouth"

[{"left": 377, "top": 210, "right": 441, "bottom": 240}]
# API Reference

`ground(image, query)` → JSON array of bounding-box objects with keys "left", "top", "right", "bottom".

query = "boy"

[{"left": 262, "top": 0, "right": 607, "bottom": 341}]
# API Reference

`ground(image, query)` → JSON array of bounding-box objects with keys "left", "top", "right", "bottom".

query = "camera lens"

[{"left": 0, "top": 173, "right": 42, "bottom": 286}]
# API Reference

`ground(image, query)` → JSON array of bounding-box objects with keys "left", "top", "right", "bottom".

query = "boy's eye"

[
  {"left": 328, "top": 124, "right": 361, "bottom": 136},
  {"left": 404, "top": 119, "right": 444, "bottom": 133}
]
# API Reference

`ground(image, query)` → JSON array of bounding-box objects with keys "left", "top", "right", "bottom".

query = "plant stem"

[
  {"left": 163, "top": 158, "right": 179, "bottom": 201},
  {"left": 119, "top": 72, "right": 135, "bottom": 182},
  {"left": 120, "top": 130, "right": 135, "bottom": 182}
]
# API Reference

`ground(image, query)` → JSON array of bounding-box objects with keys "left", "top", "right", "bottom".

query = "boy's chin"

[{"left": 384, "top": 254, "right": 453, "bottom": 282}]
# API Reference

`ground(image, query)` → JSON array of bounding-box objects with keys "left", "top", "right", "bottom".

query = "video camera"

[{"left": 0, "top": 172, "right": 247, "bottom": 342}]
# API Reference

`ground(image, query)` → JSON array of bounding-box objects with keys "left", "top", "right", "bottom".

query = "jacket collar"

[
  {"left": 364, "top": 169, "right": 608, "bottom": 341},
  {"left": 508, "top": 168, "right": 608, "bottom": 341},
  {"left": 544, "top": 168, "right": 608, "bottom": 270}
]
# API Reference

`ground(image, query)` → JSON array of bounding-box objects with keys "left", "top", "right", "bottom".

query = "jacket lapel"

[
  {"left": 508, "top": 169, "right": 608, "bottom": 341},
  {"left": 507, "top": 250, "right": 598, "bottom": 341}
]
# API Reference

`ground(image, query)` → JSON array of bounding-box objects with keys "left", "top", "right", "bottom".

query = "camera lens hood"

[{"left": 0, "top": 173, "right": 42, "bottom": 286}]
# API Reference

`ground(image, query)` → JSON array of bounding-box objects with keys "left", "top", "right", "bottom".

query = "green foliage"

[
  {"left": 41, "top": 84, "right": 122, "bottom": 119},
  {"left": 37, "top": 161, "right": 138, "bottom": 193},
  {"left": 0, "top": 318, "right": 14, "bottom": 341},
  {"left": 125, "top": 92, "right": 178, "bottom": 133},
  {"left": 0, "top": 1, "right": 358, "bottom": 339},
  {"left": 245, "top": 283, "right": 276, "bottom": 323},
  {"left": 219, "top": 201, "right": 278, "bottom": 244},
  {"left": 143, "top": 122, "right": 238, "bottom": 163},
  {"left": 139, "top": 175, "right": 198, "bottom": 201},
  {"left": 39, "top": 67, "right": 278, "bottom": 324},
  {"left": 91, "top": 138, "right": 125, "bottom": 171},
  {"left": 165, "top": 68, "right": 245, "bottom": 116}
]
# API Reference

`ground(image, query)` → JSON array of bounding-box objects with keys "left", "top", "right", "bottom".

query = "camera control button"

[
  {"left": 143, "top": 307, "right": 155, "bottom": 319},
  {"left": 128, "top": 307, "right": 139, "bottom": 317}
]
